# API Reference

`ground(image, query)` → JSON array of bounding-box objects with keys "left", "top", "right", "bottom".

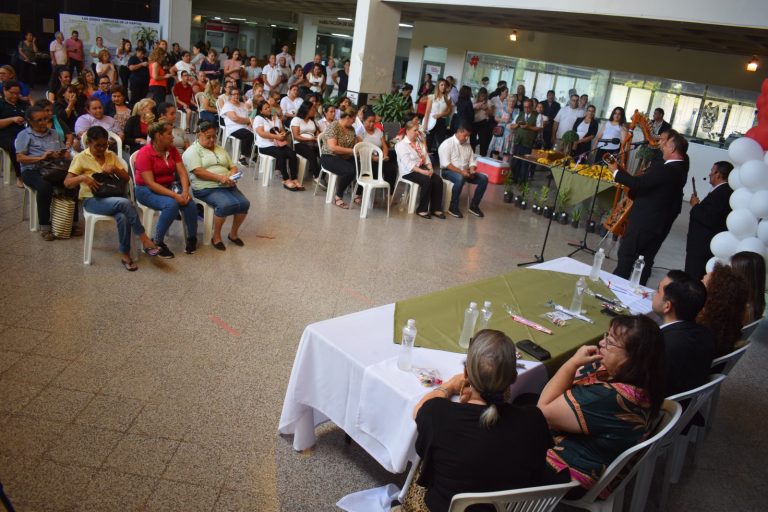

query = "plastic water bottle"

[
  {"left": 589, "top": 248, "right": 605, "bottom": 282},
  {"left": 458, "top": 302, "right": 479, "bottom": 349},
  {"left": 477, "top": 301, "right": 493, "bottom": 332},
  {"left": 398, "top": 191, "right": 407, "bottom": 212},
  {"left": 629, "top": 256, "right": 645, "bottom": 290},
  {"left": 569, "top": 277, "right": 586, "bottom": 314},
  {"left": 397, "top": 319, "right": 417, "bottom": 371}
]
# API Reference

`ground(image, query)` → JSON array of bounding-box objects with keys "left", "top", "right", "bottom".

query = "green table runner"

[
  {"left": 393, "top": 268, "right": 617, "bottom": 374},
  {"left": 550, "top": 167, "right": 616, "bottom": 206}
]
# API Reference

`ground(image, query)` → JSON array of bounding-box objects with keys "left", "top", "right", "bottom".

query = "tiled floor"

[{"left": 0, "top": 150, "right": 765, "bottom": 511}]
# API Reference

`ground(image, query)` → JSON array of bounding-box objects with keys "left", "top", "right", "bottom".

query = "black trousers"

[
  {"left": 426, "top": 117, "right": 447, "bottom": 153},
  {"left": 118, "top": 66, "right": 130, "bottom": 87},
  {"left": 511, "top": 144, "right": 532, "bottom": 182},
  {"left": 228, "top": 128, "right": 254, "bottom": 160},
  {"left": 294, "top": 142, "right": 320, "bottom": 178},
  {"left": 613, "top": 225, "right": 667, "bottom": 285},
  {"left": 320, "top": 155, "right": 356, "bottom": 199},
  {"left": 260, "top": 145, "right": 297, "bottom": 180},
  {"left": 148, "top": 85, "right": 167, "bottom": 105},
  {"left": 17, "top": 60, "right": 37, "bottom": 86},
  {"left": 472, "top": 120, "right": 491, "bottom": 157},
  {"left": 402, "top": 171, "right": 444, "bottom": 214},
  {"left": 356, "top": 156, "right": 398, "bottom": 195},
  {"left": 129, "top": 83, "right": 148, "bottom": 106}
]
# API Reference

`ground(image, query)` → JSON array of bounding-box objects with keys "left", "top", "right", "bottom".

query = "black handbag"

[
  {"left": 39, "top": 159, "right": 71, "bottom": 185},
  {"left": 91, "top": 172, "right": 125, "bottom": 198}
]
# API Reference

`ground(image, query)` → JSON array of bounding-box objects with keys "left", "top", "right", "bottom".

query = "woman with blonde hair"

[
  {"left": 411, "top": 330, "right": 559, "bottom": 511},
  {"left": 95, "top": 49, "right": 117, "bottom": 85},
  {"left": 421, "top": 78, "right": 452, "bottom": 152},
  {"left": 199, "top": 78, "right": 220, "bottom": 124},
  {"left": 124, "top": 98, "right": 156, "bottom": 154}
]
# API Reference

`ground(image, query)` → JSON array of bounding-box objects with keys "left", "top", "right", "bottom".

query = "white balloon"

[
  {"left": 728, "top": 166, "right": 743, "bottom": 190},
  {"left": 710, "top": 231, "right": 740, "bottom": 259},
  {"left": 727, "top": 209, "right": 759, "bottom": 238},
  {"left": 705, "top": 256, "right": 727, "bottom": 273},
  {"left": 730, "top": 188, "right": 753, "bottom": 210},
  {"left": 740, "top": 159, "right": 768, "bottom": 191},
  {"left": 758, "top": 219, "right": 768, "bottom": 245},
  {"left": 749, "top": 190, "right": 768, "bottom": 218},
  {"left": 728, "top": 137, "right": 765, "bottom": 165},
  {"left": 736, "top": 236, "right": 766, "bottom": 257}
]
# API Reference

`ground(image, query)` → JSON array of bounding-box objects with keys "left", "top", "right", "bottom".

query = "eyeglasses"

[{"left": 602, "top": 332, "right": 623, "bottom": 349}]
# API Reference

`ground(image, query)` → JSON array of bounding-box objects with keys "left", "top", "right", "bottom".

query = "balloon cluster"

[{"left": 708, "top": 81, "right": 768, "bottom": 272}]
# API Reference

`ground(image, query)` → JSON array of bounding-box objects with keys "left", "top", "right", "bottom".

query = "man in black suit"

[
  {"left": 540, "top": 90, "right": 560, "bottom": 149},
  {"left": 651, "top": 270, "right": 714, "bottom": 396},
  {"left": 608, "top": 130, "right": 689, "bottom": 285},
  {"left": 685, "top": 161, "right": 734, "bottom": 279}
]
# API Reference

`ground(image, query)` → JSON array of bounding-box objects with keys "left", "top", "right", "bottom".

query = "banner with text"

[{"left": 59, "top": 14, "right": 162, "bottom": 54}]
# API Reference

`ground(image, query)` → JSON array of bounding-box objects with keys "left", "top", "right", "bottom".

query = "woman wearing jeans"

[
  {"left": 183, "top": 122, "right": 250, "bottom": 251},
  {"left": 133, "top": 121, "right": 198, "bottom": 258},
  {"left": 64, "top": 126, "right": 160, "bottom": 270}
]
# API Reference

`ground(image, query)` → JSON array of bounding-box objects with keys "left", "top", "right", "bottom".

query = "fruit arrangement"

[{"left": 568, "top": 162, "right": 615, "bottom": 181}]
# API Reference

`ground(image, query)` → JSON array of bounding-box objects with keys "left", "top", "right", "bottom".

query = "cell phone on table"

[{"left": 517, "top": 339, "right": 551, "bottom": 361}]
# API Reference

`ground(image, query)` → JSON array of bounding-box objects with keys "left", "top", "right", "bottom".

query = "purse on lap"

[{"left": 91, "top": 172, "right": 126, "bottom": 198}]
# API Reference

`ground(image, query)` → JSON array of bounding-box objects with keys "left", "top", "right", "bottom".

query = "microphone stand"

[{"left": 567, "top": 141, "right": 613, "bottom": 257}]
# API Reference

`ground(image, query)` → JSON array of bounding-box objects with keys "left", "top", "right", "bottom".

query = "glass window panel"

[
  {"left": 696, "top": 100, "right": 729, "bottom": 141},
  {"left": 533, "top": 73, "right": 555, "bottom": 101},
  {"left": 651, "top": 92, "right": 676, "bottom": 118},
  {"left": 575, "top": 78, "right": 592, "bottom": 98},
  {"left": 521, "top": 70, "right": 537, "bottom": 97},
  {"left": 724, "top": 104, "right": 757, "bottom": 138},
  {"left": 626, "top": 88, "right": 652, "bottom": 118},
  {"left": 555, "top": 76, "right": 576, "bottom": 104},
  {"left": 672, "top": 95, "right": 702, "bottom": 136},
  {"left": 606, "top": 84, "right": 628, "bottom": 113}
]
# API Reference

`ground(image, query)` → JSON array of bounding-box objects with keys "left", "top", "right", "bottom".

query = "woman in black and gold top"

[{"left": 320, "top": 106, "right": 359, "bottom": 209}]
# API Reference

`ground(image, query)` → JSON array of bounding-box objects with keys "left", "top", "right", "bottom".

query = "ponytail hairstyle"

[{"left": 465, "top": 329, "right": 518, "bottom": 428}]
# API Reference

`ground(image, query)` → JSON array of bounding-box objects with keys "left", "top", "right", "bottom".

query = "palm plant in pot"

[
  {"left": 571, "top": 206, "right": 583, "bottom": 228},
  {"left": 538, "top": 186, "right": 551, "bottom": 217},
  {"left": 519, "top": 182, "right": 530, "bottom": 209},
  {"left": 556, "top": 187, "right": 571, "bottom": 224}
]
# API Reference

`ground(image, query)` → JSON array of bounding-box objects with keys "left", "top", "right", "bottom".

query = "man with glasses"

[
  {"left": 16, "top": 104, "right": 74, "bottom": 240},
  {"left": 0, "top": 80, "right": 30, "bottom": 187},
  {"left": 93, "top": 76, "right": 113, "bottom": 113}
]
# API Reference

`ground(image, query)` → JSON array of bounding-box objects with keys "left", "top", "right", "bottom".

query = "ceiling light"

[
  {"left": 747, "top": 55, "right": 759, "bottom": 72},
  {"left": 270, "top": 24, "right": 277, "bottom": 27},
  {"left": 213, "top": 16, "right": 221, "bottom": 20},
  {"left": 337, "top": 17, "right": 353, "bottom": 21},
  {"left": 399, "top": 23, "right": 413, "bottom": 28},
  {"left": 229, "top": 17, "right": 246, "bottom": 21},
  {"left": 331, "top": 33, "right": 352, "bottom": 38},
  {"left": 509, "top": 30, "right": 518, "bottom": 42}
]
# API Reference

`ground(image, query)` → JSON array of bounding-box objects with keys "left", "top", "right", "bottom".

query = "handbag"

[
  {"left": 270, "top": 126, "right": 288, "bottom": 147},
  {"left": 91, "top": 172, "right": 125, "bottom": 198},
  {"left": 492, "top": 125, "right": 505, "bottom": 137},
  {"left": 39, "top": 159, "right": 71, "bottom": 185},
  {"left": 51, "top": 195, "right": 75, "bottom": 239}
]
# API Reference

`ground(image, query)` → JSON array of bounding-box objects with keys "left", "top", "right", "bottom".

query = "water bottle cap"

[
  {"left": 469, "top": 301, "right": 477, "bottom": 308},
  {"left": 598, "top": 248, "right": 604, "bottom": 253},
  {"left": 407, "top": 319, "right": 416, "bottom": 327},
  {"left": 483, "top": 301, "right": 492, "bottom": 307}
]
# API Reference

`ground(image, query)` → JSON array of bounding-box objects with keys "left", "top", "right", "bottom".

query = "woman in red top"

[
  {"left": 133, "top": 121, "right": 199, "bottom": 258},
  {"left": 148, "top": 46, "right": 172, "bottom": 105}
]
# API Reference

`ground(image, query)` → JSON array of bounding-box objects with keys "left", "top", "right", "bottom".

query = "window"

[
  {"left": 626, "top": 88, "right": 652, "bottom": 118},
  {"left": 672, "top": 95, "right": 703, "bottom": 136}
]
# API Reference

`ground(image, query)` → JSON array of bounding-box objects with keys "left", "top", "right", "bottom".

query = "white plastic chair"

[
  {"left": 0, "top": 147, "right": 12, "bottom": 185},
  {"left": 390, "top": 175, "right": 420, "bottom": 214},
  {"left": 83, "top": 210, "right": 118, "bottom": 264},
  {"left": 295, "top": 153, "right": 308, "bottom": 186},
  {"left": 193, "top": 197, "right": 214, "bottom": 246},
  {"left": 21, "top": 185, "right": 39, "bottom": 231},
  {"left": 224, "top": 135, "right": 242, "bottom": 164},
  {"left": 82, "top": 131, "right": 123, "bottom": 161},
  {"left": 352, "top": 142, "right": 390, "bottom": 218},
  {"left": 449, "top": 480, "right": 580, "bottom": 512},
  {"left": 438, "top": 168, "right": 474, "bottom": 213},
  {"left": 631, "top": 374, "right": 727, "bottom": 512},
  {"left": 313, "top": 135, "right": 338, "bottom": 204},
  {"left": 704, "top": 344, "right": 749, "bottom": 436},
  {"left": 561, "top": 400, "right": 683, "bottom": 512},
  {"left": 740, "top": 318, "right": 761, "bottom": 341}
]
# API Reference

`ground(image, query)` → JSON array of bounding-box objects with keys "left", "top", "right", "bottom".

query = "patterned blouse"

[
  {"left": 321, "top": 120, "right": 356, "bottom": 156},
  {"left": 546, "top": 362, "right": 653, "bottom": 495}
]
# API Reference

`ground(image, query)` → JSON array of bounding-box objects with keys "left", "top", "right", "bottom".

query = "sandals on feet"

[
  {"left": 334, "top": 198, "right": 349, "bottom": 209},
  {"left": 121, "top": 258, "right": 138, "bottom": 271},
  {"left": 353, "top": 196, "right": 363, "bottom": 205}
]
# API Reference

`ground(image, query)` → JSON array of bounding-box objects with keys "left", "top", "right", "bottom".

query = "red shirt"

[
  {"left": 173, "top": 82, "right": 194, "bottom": 105},
  {"left": 134, "top": 144, "right": 181, "bottom": 187},
  {"left": 65, "top": 38, "right": 84, "bottom": 61}
]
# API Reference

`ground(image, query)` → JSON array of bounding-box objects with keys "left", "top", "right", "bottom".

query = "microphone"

[
  {"left": 630, "top": 141, "right": 649, "bottom": 147},
  {"left": 598, "top": 138, "right": 621, "bottom": 144}
]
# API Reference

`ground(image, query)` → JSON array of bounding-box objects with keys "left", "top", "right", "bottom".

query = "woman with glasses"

[
  {"left": 183, "top": 121, "right": 250, "bottom": 250},
  {"left": 537, "top": 314, "right": 665, "bottom": 496}
]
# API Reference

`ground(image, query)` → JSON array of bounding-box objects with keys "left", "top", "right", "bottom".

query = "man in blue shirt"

[{"left": 93, "top": 75, "right": 113, "bottom": 115}]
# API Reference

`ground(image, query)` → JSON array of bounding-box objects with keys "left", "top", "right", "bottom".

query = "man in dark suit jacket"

[
  {"left": 540, "top": 90, "right": 560, "bottom": 149},
  {"left": 685, "top": 161, "right": 734, "bottom": 279},
  {"left": 608, "top": 130, "right": 689, "bottom": 285},
  {"left": 651, "top": 270, "right": 714, "bottom": 396}
]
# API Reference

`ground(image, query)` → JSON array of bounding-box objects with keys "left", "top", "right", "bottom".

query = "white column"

[
  {"left": 295, "top": 14, "right": 319, "bottom": 67},
  {"left": 347, "top": 0, "right": 401, "bottom": 104},
  {"left": 159, "top": 0, "right": 192, "bottom": 51}
]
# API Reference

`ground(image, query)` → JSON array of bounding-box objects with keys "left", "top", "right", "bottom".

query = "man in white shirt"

[
  {"left": 261, "top": 54, "right": 283, "bottom": 96},
  {"left": 276, "top": 45, "right": 294, "bottom": 70},
  {"left": 438, "top": 123, "right": 488, "bottom": 218},
  {"left": 551, "top": 94, "right": 581, "bottom": 148}
]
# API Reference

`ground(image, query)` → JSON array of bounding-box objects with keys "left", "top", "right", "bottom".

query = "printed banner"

[{"left": 59, "top": 13, "right": 162, "bottom": 53}]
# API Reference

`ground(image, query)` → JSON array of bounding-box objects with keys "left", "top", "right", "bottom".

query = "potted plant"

[
  {"left": 539, "top": 186, "right": 551, "bottom": 217},
  {"left": 561, "top": 130, "right": 578, "bottom": 155},
  {"left": 518, "top": 182, "right": 530, "bottom": 209},
  {"left": 503, "top": 171, "right": 515, "bottom": 203},
  {"left": 135, "top": 27, "right": 159, "bottom": 50},
  {"left": 571, "top": 206, "right": 583, "bottom": 228},
  {"left": 556, "top": 187, "right": 571, "bottom": 224},
  {"left": 372, "top": 92, "right": 412, "bottom": 124}
]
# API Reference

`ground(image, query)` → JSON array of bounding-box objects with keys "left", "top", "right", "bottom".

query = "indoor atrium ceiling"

[{"left": 214, "top": 0, "right": 768, "bottom": 57}]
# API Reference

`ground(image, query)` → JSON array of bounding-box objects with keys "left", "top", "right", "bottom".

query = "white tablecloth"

[{"left": 278, "top": 257, "right": 652, "bottom": 473}]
